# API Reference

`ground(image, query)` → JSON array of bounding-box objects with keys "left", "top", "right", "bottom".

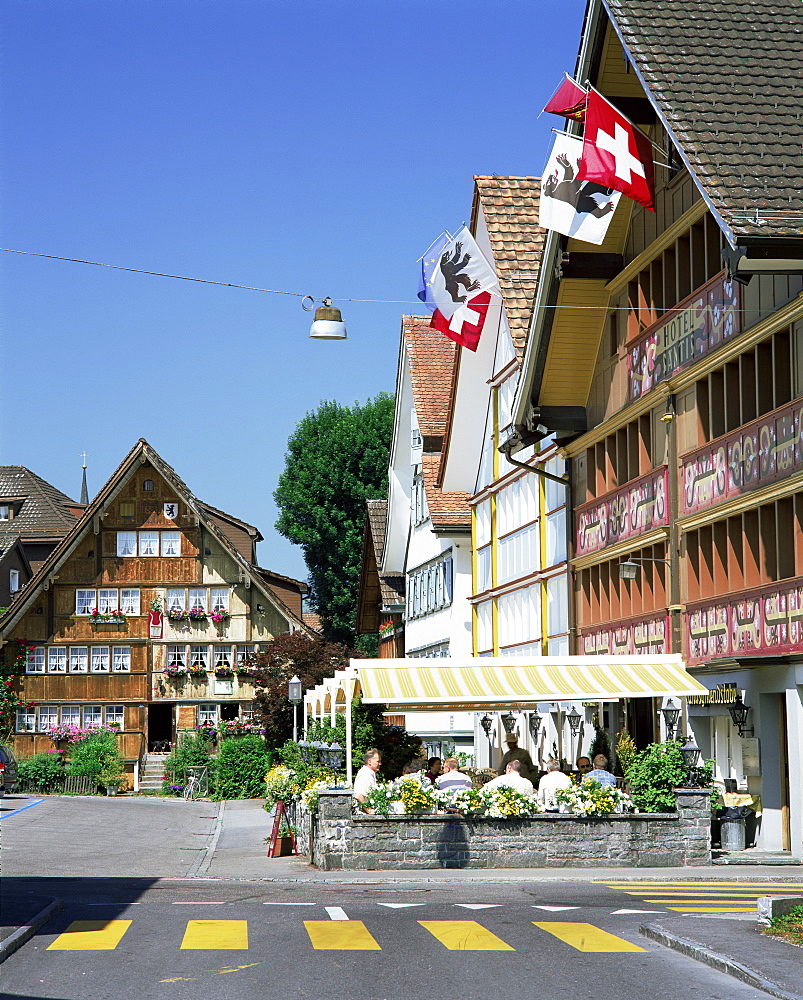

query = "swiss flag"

[
  {"left": 431, "top": 291, "right": 491, "bottom": 352},
  {"left": 578, "top": 90, "right": 655, "bottom": 212}
]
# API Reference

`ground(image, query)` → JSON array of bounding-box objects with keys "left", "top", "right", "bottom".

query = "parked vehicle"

[{"left": 0, "top": 743, "right": 19, "bottom": 793}]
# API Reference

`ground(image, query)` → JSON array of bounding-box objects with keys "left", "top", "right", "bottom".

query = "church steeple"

[{"left": 80, "top": 452, "right": 89, "bottom": 505}]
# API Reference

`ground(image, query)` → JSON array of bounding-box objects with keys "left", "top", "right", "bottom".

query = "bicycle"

[{"left": 183, "top": 773, "right": 203, "bottom": 801}]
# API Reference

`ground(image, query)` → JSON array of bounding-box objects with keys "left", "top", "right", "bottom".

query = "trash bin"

[{"left": 718, "top": 806, "right": 753, "bottom": 851}]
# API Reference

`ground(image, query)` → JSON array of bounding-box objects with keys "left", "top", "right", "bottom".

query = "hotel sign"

[
  {"left": 576, "top": 468, "right": 668, "bottom": 556},
  {"left": 686, "top": 578, "right": 803, "bottom": 663},
  {"left": 581, "top": 614, "right": 669, "bottom": 656},
  {"left": 627, "top": 273, "right": 740, "bottom": 402},
  {"left": 682, "top": 400, "right": 803, "bottom": 515}
]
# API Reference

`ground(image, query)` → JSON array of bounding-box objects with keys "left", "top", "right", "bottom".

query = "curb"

[
  {"left": 639, "top": 922, "right": 803, "bottom": 1000},
  {"left": 188, "top": 800, "right": 225, "bottom": 877},
  {"left": 0, "top": 899, "right": 63, "bottom": 964}
]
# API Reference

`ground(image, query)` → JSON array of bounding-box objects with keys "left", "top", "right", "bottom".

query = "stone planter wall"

[{"left": 304, "top": 788, "right": 711, "bottom": 870}]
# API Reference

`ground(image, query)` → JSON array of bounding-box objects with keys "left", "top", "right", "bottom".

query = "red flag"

[
  {"left": 543, "top": 76, "right": 588, "bottom": 121},
  {"left": 431, "top": 291, "right": 491, "bottom": 352},
  {"left": 578, "top": 90, "right": 655, "bottom": 212}
]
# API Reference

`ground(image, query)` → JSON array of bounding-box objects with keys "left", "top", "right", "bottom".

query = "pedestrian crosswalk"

[
  {"left": 596, "top": 880, "right": 803, "bottom": 913},
  {"left": 45, "top": 914, "right": 648, "bottom": 954}
]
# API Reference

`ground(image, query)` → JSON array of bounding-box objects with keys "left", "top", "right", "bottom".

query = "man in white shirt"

[
  {"left": 352, "top": 749, "right": 381, "bottom": 806},
  {"left": 483, "top": 760, "right": 534, "bottom": 793},
  {"left": 537, "top": 759, "right": 572, "bottom": 810},
  {"left": 435, "top": 757, "right": 473, "bottom": 794}
]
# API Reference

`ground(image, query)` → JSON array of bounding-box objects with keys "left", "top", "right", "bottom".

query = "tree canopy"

[{"left": 273, "top": 393, "right": 394, "bottom": 645}]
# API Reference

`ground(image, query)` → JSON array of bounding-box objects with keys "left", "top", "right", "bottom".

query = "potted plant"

[{"left": 98, "top": 761, "right": 124, "bottom": 796}]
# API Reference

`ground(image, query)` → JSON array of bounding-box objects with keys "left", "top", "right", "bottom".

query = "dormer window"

[{"left": 0, "top": 505, "right": 9, "bottom": 520}]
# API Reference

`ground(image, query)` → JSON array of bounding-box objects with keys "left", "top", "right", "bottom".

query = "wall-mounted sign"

[
  {"left": 627, "top": 272, "right": 740, "bottom": 403},
  {"left": 576, "top": 468, "right": 668, "bottom": 556},
  {"left": 682, "top": 400, "right": 803, "bottom": 515},
  {"left": 148, "top": 610, "right": 163, "bottom": 638},
  {"left": 164, "top": 502, "right": 178, "bottom": 519},
  {"left": 686, "top": 578, "right": 803, "bottom": 663},
  {"left": 741, "top": 738, "right": 761, "bottom": 776},
  {"left": 581, "top": 614, "right": 669, "bottom": 656}
]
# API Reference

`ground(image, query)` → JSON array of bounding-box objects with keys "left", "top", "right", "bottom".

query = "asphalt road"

[{"left": 0, "top": 795, "right": 792, "bottom": 1000}]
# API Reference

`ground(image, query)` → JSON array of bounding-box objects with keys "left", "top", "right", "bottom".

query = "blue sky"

[{"left": 1, "top": 0, "right": 586, "bottom": 584}]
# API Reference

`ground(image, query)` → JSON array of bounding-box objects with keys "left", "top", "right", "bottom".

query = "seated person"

[
  {"left": 582, "top": 754, "right": 616, "bottom": 788},
  {"left": 576, "top": 755, "right": 593, "bottom": 778},
  {"left": 422, "top": 757, "right": 442, "bottom": 785},
  {"left": 435, "top": 757, "right": 473, "bottom": 794},
  {"left": 483, "top": 759, "right": 534, "bottom": 793},
  {"left": 352, "top": 750, "right": 382, "bottom": 809},
  {"left": 537, "top": 759, "right": 571, "bottom": 810}
]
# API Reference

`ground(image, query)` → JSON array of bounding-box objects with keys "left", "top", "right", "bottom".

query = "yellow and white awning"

[{"left": 350, "top": 656, "right": 707, "bottom": 712}]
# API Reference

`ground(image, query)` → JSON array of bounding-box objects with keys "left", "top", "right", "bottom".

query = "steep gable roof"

[
  {"left": 422, "top": 454, "right": 471, "bottom": 530},
  {"left": 603, "top": 0, "right": 803, "bottom": 241},
  {"left": 356, "top": 499, "right": 405, "bottom": 634},
  {"left": 402, "top": 315, "right": 459, "bottom": 442},
  {"left": 472, "top": 176, "right": 546, "bottom": 361},
  {"left": 0, "top": 440, "right": 313, "bottom": 637},
  {"left": 0, "top": 466, "right": 83, "bottom": 539}
]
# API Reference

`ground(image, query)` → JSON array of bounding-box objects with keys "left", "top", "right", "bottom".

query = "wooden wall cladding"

[{"left": 21, "top": 674, "right": 149, "bottom": 700}]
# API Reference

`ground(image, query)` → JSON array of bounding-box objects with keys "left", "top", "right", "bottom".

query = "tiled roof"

[
  {"left": 605, "top": 0, "right": 803, "bottom": 239},
  {"left": 422, "top": 454, "right": 471, "bottom": 529},
  {"left": 473, "top": 176, "right": 545, "bottom": 361},
  {"left": 402, "top": 315, "right": 459, "bottom": 439},
  {"left": 0, "top": 466, "right": 82, "bottom": 538},
  {"left": 302, "top": 611, "right": 323, "bottom": 632},
  {"left": 366, "top": 500, "right": 405, "bottom": 605}
]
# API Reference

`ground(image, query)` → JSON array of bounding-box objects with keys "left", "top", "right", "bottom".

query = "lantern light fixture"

[
  {"left": 567, "top": 707, "right": 582, "bottom": 736},
  {"left": 680, "top": 734, "right": 701, "bottom": 786},
  {"left": 660, "top": 699, "right": 681, "bottom": 740},
  {"left": 309, "top": 297, "right": 348, "bottom": 340},
  {"left": 500, "top": 712, "right": 517, "bottom": 734},
  {"left": 528, "top": 712, "right": 542, "bottom": 741},
  {"left": 727, "top": 693, "right": 754, "bottom": 737},
  {"left": 480, "top": 714, "right": 493, "bottom": 739}
]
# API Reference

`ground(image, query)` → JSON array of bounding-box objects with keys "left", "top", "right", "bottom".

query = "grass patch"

[{"left": 762, "top": 905, "right": 803, "bottom": 946}]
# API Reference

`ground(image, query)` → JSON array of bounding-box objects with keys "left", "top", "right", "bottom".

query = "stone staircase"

[{"left": 139, "top": 753, "right": 169, "bottom": 792}]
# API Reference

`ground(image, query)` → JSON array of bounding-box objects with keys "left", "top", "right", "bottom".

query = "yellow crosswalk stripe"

[
  {"left": 533, "top": 922, "right": 646, "bottom": 953},
  {"left": 418, "top": 920, "right": 515, "bottom": 951},
  {"left": 643, "top": 899, "right": 762, "bottom": 905},
  {"left": 629, "top": 891, "right": 779, "bottom": 897},
  {"left": 666, "top": 907, "right": 754, "bottom": 913},
  {"left": 180, "top": 920, "right": 248, "bottom": 949},
  {"left": 303, "top": 920, "right": 381, "bottom": 950},
  {"left": 47, "top": 920, "right": 132, "bottom": 951},
  {"left": 599, "top": 882, "right": 803, "bottom": 888}
]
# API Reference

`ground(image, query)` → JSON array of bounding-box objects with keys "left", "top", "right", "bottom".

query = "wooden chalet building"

[
  {"left": 509, "top": 0, "right": 803, "bottom": 855},
  {"left": 0, "top": 439, "right": 311, "bottom": 786}
]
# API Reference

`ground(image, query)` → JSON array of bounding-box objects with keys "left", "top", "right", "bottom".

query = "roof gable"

[
  {"left": 402, "top": 315, "right": 459, "bottom": 441},
  {"left": 0, "top": 466, "right": 83, "bottom": 538}
]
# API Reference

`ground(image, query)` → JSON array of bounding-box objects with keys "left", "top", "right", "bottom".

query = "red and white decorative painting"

[
  {"left": 581, "top": 614, "right": 669, "bottom": 656},
  {"left": 576, "top": 468, "right": 668, "bottom": 556}
]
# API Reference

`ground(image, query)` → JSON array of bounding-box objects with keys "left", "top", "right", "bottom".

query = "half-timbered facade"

[{"left": 1, "top": 439, "right": 310, "bottom": 785}]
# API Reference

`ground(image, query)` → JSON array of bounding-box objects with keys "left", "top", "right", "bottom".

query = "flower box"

[
  {"left": 164, "top": 666, "right": 189, "bottom": 679},
  {"left": 210, "top": 611, "right": 230, "bottom": 625},
  {"left": 214, "top": 667, "right": 234, "bottom": 679}
]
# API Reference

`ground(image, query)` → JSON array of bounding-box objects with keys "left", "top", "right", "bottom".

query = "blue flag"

[{"left": 417, "top": 232, "right": 451, "bottom": 313}]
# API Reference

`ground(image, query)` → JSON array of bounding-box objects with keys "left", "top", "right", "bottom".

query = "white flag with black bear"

[{"left": 539, "top": 133, "right": 621, "bottom": 245}]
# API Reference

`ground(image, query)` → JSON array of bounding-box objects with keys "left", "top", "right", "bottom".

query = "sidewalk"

[{"left": 0, "top": 892, "right": 63, "bottom": 962}]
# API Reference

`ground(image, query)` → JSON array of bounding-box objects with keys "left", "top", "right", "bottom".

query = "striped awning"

[{"left": 352, "top": 656, "right": 707, "bottom": 711}]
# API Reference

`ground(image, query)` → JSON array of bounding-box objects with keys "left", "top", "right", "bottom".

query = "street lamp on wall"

[
  {"left": 617, "top": 556, "right": 670, "bottom": 579},
  {"left": 500, "top": 712, "right": 517, "bottom": 734},
  {"left": 528, "top": 712, "right": 542, "bottom": 742},
  {"left": 480, "top": 714, "right": 493, "bottom": 740},
  {"left": 727, "top": 694, "right": 754, "bottom": 737},
  {"left": 680, "top": 734, "right": 701, "bottom": 787},
  {"left": 660, "top": 699, "right": 681, "bottom": 741}
]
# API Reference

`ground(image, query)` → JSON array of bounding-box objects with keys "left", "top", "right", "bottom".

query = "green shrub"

[
  {"left": 67, "top": 731, "right": 124, "bottom": 789},
  {"left": 626, "top": 740, "right": 690, "bottom": 812},
  {"left": 163, "top": 731, "right": 215, "bottom": 794},
  {"left": 17, "top": 752, "right": 66, "bottom": 792},
  {"left": 212, "top": 736, "right": 272, "bottom": 800},
  {"left": 615, "top": 731, "right": 638, "bottom": 776}
]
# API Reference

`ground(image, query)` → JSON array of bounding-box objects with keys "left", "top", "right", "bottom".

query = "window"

[
  {"left": 16, "top": 708, "right": 35, "bottom": 731},
  {"left": 91, "top": 647, "right": 110, "bottom": 672},
  {"left": 27, "top": 647, "right": 45, "bottom": 673},
  {"left": 38, "top": 705, "right": 58, "bottom": 731},
  {"left": 412, "top": 476, "right": 428, "bottom": 525},
  {"left": 139, "top": 531, "right": 159, "bottom": 557},
  {"left": 9, "top": 569, "right": 20, "bottom": 593},
  {"left": 120, "top": 589, "right": 140, "bottom": 615},
  {"left": 0, "top": 505, "right": 9, "bottom": 520},
  {"left": 407, "top": 554, "right": 453, "bottom": 620},
  {"left": 112, "top": 647, "right": 131, "bottom": 672},
  {"left": 76, "top": 590, "right": 95, "bottom": 615},
  {"left": 191, "top": 645, "right": 208, "bottom": 668},
  {"left": 83, "top": 706, "right": 102, "bottom": 727},
  {"left": 70, "top": 647, "right": 88, "bottom": 673},
  {"left": 236, "top": 644, "right": 256, "bottom": 664},
  {"left": 214, "top": 646, "right": 231, "bottom": 668},
  {"left": 198, "top": 704, "right": 217, "bottom": 726},
  {"left": 161, "top": 532, "right": 181, "bottom": 557},
  {"left": 167, "top": 645, "right": 186, "bottom": 667},
  {"left": 117, "top": 532, "right": 137, "bottom": 557},
  {"left": 98, "top": 589, "right": 118, "bottom": 614},
  {"left": 60, "top": 706, "right": 80, "bottom": 727},
  {"left": 189, "top": 589, "right": 207, "bottom": 614},
  {"left": 105, "top": 705, "right": 124, "bottom": 728},
  {"left": 211, "top": 588, "right": 229, "bottom": 614},
  {"left": 48, "top": 647, "right": 67, "bottom": 673},
  {"left": 167, "top": 589, "right": 185, "bottom": 613},
  {"left": 143, "top": 479, "right": 154, "bottom": 491}
]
